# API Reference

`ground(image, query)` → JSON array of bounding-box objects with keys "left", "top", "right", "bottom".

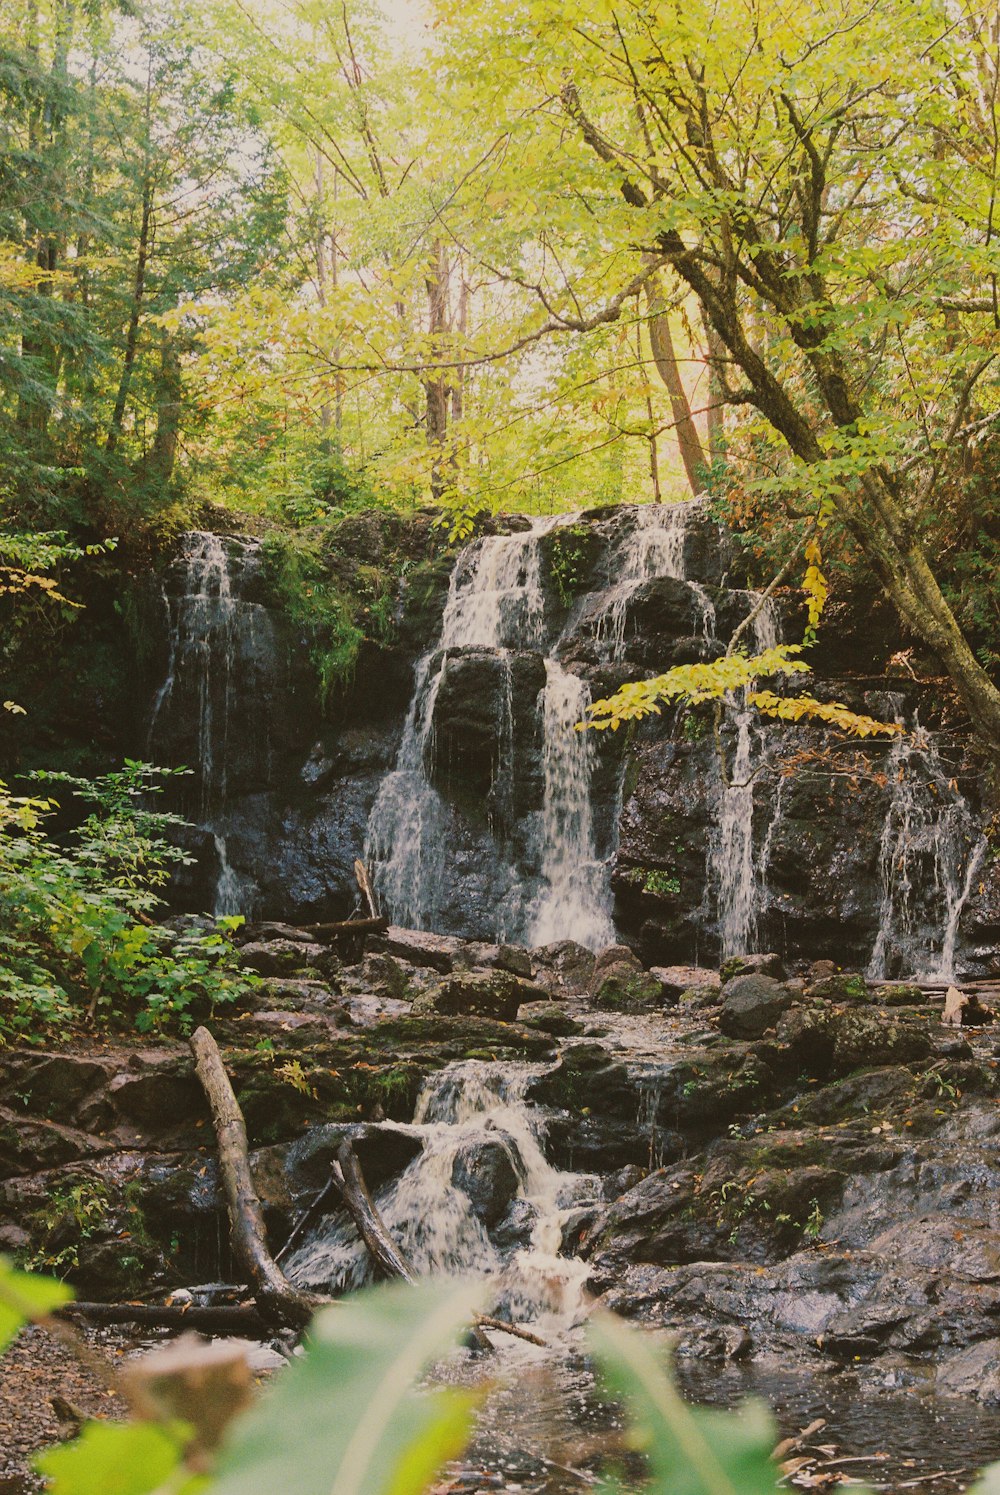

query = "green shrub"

[{"left": 0, "top": 762, "right": 253, "bottom": 1040}]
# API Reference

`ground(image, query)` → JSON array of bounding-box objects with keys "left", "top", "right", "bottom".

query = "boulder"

[
  {"left": 720, "top": 953, "right": 785, "bottom": 983},
  {"left": 532, "top": 940, "right": 596, "bottom": 995},
  {"left": 936, "top": 1339, "right": 1000, "bottom": 1404},
  {"left": 717, "top": 974, "right": 794, "bottom": 1038},
  {"left": 828, "top": 1008, "right": 932, "bottom": 1075},
  {"left": 805, "top": 972, "right": 870, "bottom": 1004},
  {"left": 360, "top": 952, "right": 411, "bottom": 1000},
  {"left": 377, "top": 927, "right": 467, "bottom": 973},
  {"left": 593, "top": 944, "right": 642, "bottom": 978},
  {"left": 495, "top": 944, "right": 534, "bottom": 978},
  {"left": 591, "top": 965, "right": 665, "bottom": 1012},
  {"left": 589, "top": 944, "right": 664, "bottom": 1011},
  {"left": 651, "top": 965, "right": 720, "bottom": 1004},
  {"left": 678, "top": 983, "right": 723, "bottom": 1009},
  {"left": 237, "top": 940, "right": 337, "bottom": 978},
  {"left": 281, "top": 1122, "right": 423, "bottom": 1194},
  {"left": 451, "top": 1136, "right": 522, "bottom": 1225},
  {"left": 515, "top": 1002, "right": 583, "bottom": 1036},
  {"left": 414, "top": 970, "right": 548, "bottom": 1021}
]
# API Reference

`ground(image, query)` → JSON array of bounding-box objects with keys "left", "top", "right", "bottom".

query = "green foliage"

[
  {"left": 0, "top": 761, "right": 253, "bottom": 1040},
  {"left": 588, "top": 1311, "right": 785, "bottom": 1495},
  {"left": 35, "top": 1421, "right": 195, "bottom": 1495},
  {"left": 0, "top": 1255, "right": 72, "bottom": 1353},
  {"left": 624, "top": 868, "right": 681, "bottom": 898},
  {"left": 585, "top": 646, "right": 903, "bottom": 741},
  {"left": 259, "top": 531, "right": 366, "bottom": 701},
  {"left": 547, "top": 524, "right": 595, "bottom": 606},
  {"left": 210, "top": 1281, "right": 482, "bottom": 1495}
]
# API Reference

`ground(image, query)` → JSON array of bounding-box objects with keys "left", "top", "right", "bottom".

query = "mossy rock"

[{"left": 593, "top": 967, "right": 663, "bottom": 1012}]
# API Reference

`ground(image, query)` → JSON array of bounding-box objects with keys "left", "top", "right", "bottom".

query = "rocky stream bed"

[{"left": 6, "top": 922, "right": 1000, "bottom": 1489}]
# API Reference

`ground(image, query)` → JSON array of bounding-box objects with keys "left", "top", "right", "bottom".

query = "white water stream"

[
  {"left": 866, "top": 709, "right": 987, "bottom": 981},
  {"left": 287, "top": 1060, "right": 598, "bottom": 1331}
]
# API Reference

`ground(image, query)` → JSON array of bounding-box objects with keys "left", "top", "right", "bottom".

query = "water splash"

[{"left": 287, "top": 1060, "right": 598, "bottom": 1330}]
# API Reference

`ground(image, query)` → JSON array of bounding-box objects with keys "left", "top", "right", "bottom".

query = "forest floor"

[{"left": 0, "top": 1324, "right": 128, "bottom": 1491}]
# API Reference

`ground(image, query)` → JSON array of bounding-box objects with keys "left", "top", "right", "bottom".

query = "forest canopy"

[{"left": 2, "top": 0, "right": 1000, "bottom": 752}]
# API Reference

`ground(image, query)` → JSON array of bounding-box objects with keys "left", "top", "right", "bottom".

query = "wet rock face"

[
  {"left": 717, "top": 974, "right": 793, "bottom": 1038},
  {"left": 138, "top": 505, "right": 994, "bottom": 975}
]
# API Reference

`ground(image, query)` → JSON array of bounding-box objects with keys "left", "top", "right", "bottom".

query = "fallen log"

[
  {"left": 190, "top": 1026, "right": 324, "bottom": 1331},
  {"left": 60, "top": 1302, "right": 270, "bottom": 1337},
  {"left": 300, "top": 916, "right": 388, "bottom": 940}
]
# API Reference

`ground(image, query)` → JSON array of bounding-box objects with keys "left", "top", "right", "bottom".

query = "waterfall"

[
  {"left": 596, "top": 502, "right": 691, "bottom": 658},
  {"left": 708, "top": 599, "right": 783, "bottom": 958},
  {"left": 867, "top": 712, "right": 987, "bottom": 981},
  {"left": 365, "top": 528, "right": 551, "bottom": 937},
  {"left": 287, "top": 1060, "right": 597, "bottom": 1329},
  {"left": 528, "top": 662, "right": 615, "bottom": 948},
  {"left": 148, "top": 531, "right": 278, "bottom": 917}
]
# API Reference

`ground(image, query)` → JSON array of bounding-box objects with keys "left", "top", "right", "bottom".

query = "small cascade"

[
  {"left": 529, "top": 662, "right": 615, "bottom": 948},
  {"left": 148, "top": 531, "right": 280, "bottom": 916},
  {"left": 867, "top": 713, "right": 987, "bottom": 981},
  {"left": 212, "top": 834, "right": 247, "bottom": 919},
  {"left": 596, "top": 502, "right": 691, "bottom": 658},
  {"left": 709, "top": 599, "right": 783, "bottom": 958},
  {"left": 287, "top": 1060, "right": 598, "bottom": 1330}
]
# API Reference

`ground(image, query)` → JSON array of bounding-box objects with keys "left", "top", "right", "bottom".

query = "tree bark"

[
  {"left": 189, "top": 1026, "right": 323, "bottom": 1330},
  {"left": 645, "top": 283, "right": 707, "bottom": 495}
]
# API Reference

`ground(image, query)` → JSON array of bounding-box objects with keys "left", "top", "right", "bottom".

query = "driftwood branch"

[
  {"left": 189, "top": 1026, "right": 324, "bottom": 1330},
  {"left": 354, "top": 858, "right": 379, "bottom": 919}
]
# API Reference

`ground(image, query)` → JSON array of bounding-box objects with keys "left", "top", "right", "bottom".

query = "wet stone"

[
  {"left": 451, "top": 1136, "right": 522, "bottom": 1225},
  {"left": 717, "top": 974, "right": 794, "bottom": 1039}
]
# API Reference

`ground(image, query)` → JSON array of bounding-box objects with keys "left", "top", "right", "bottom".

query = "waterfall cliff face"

[
  {"left": 146, "top": 532, "right": 293, "bottom": 917},
  {"left": 146, "top": 508, "right": 998, "bottom": 978}
]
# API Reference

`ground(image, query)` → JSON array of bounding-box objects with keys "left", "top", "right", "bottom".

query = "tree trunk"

[
  {"left": 645, "top": 283, "right": 707, "bottom": 495},
  {"left": 148, "top": 332, "right": 182, "bottom": 484},
  {"left": 189, "top": 1026, "right": 323, "bottom": 1330},
  {"left": 106, "top": 178, "right": 152, "bottom": 455}
]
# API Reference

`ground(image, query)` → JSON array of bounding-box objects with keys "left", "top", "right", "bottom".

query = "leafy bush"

[{"left": 0, "top": 761, "right": 252, "bottom": 1040}]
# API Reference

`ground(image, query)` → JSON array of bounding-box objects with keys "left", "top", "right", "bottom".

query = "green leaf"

[
  {"left": 33, "top": 1420, "right": 188, "bottom": 1495},
  {"left": 969, "top": 1462, "right": 1000, "bottom": 1495},
  {"left": 588, "top": 1311, "right": 784, "bottom": 1495},
  {"left": 0, "top": 1255, "right": 74, "bottom": 1351},
  {"left": 213, "top": 1279, "right": 483, "bottom": 1495}
]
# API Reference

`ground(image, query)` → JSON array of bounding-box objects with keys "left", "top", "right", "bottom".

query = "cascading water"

[
  {"left": 867, "top": 709, "right": 987, "bottom": 981},
  {"left": 365, "top": 527, "right": 551, "bottom": 938},
  {"left": 148, "top": 531, "right": 278, "bottom": 916},
  {"left": 287, "top": 1060, "right": 598, "bottom": 1330},
  {"left": 529, "top": 662, "right": 615, "bottom": 948},
  {"left": 704, "top": 599, "right": 783, "bottom": 959},
  {"left": 596, "top": 502, "right": 690, "bottom": 658}
]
